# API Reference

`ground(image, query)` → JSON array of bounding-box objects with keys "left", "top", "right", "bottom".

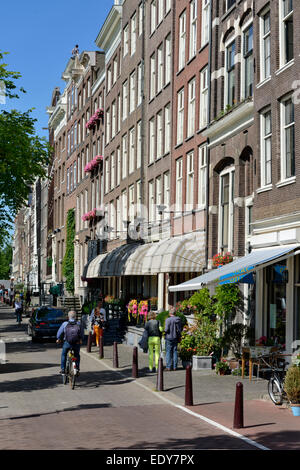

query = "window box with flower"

[
  {"left": 215, "top": 359, "right": 231, "bottom": 375},
  {"left": 212, "top": 252, "right": 233, "bottom": 267}
]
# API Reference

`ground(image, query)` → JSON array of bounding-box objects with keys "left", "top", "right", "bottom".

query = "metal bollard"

[
  {"left": 185, "top": 365, "right": 194, "bottom": 406},
  {"left": 113, "top": 341, "right": 119, "bottom": 368},
  {"left": 132, "top": 346, "right": 138, "bottom": 378},
  {"left": 86, "top": 332, "right": 92, "bottom": 353},
  {"left": 156, "top": 357, "right": 164, "bottom": 391},
  {"left": 99, "top": 336, "right": 104, "bottom": 359},
  {"left": 233, "top": 382, "right": 244, "bottom": 429}
]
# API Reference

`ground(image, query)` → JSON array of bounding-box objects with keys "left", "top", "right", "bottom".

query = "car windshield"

[{"left": 36, "top": 308, "right": 66, "bottom": 321}]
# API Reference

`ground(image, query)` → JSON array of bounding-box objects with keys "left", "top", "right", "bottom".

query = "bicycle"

[
  {"left": 62, "top": 348, "right": 79, "bottom": 390},
  {"left": 257, "top": 353, "right": 287, "bottom": 405}
]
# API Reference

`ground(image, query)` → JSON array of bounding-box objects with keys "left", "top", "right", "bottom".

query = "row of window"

[
  {"left": 259, "top": 2, "right": 293, "bottom": 84},
  {"left": 260, "top": 96, "right": 295, "bottom": 188},
  {"left": 178, "top": 0, "right": 210, "bottom": 71},
  {"left": 175, "top": 145, "right": 207, "bottom": 210},
  {"left": 176, "top": 68, "right": 208, "bottom": 145},
  {"left": 150, "top": 34, "right": 171, "bottom": 100}
]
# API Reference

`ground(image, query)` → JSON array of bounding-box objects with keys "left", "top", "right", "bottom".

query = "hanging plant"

[
  {"left": 212, "top": 252, "right": 233, "bottom": 267},
  {"left": 62, "top": 209, "right": 75, "bottom": 294}
]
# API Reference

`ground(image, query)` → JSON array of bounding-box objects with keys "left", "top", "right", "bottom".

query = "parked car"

[{"left": 28, "top": 306, "right": 67, "bottom": 342}]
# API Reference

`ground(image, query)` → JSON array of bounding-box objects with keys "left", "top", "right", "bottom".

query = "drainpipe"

[
  {"left": 140, "top": 0, "right": 146, "bottom": 211},
  {"left": 205, "top": 0, "right": 213, "bottom": 273}
]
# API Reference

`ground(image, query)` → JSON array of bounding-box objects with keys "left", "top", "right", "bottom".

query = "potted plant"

[
  {"left": 178, "top": 326, "right": 197, "bottom": 369},
  {"left": 191, "top": 313, "right": 219, "bottom": 370},
  {"left": 284, "top": 365, "right": 300, "bottom": 416},
  {"left": 215, "top": 359, "right": 231, "bottom": 376}
]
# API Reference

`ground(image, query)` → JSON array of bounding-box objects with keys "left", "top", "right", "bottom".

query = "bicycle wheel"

[{"left": 268, "top": 377, "right": 283, "bottom": 405}]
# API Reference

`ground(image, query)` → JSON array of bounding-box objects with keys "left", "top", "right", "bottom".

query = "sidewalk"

[{"left": 84, "top": 341, "right": 300, "bottom": 451}]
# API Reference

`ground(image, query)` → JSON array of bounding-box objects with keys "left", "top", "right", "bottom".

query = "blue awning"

[{"left": 169, "top": 244, "right": 300, "bottom": 292}]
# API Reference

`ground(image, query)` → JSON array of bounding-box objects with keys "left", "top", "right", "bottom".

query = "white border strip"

[{"left": 82, "top": 351, "right": 270, "bottom": 451}]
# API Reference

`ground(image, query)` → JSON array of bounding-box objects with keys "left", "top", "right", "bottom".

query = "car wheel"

[{"left": 31, "top": 331, "right": 38, "bottom": 343}]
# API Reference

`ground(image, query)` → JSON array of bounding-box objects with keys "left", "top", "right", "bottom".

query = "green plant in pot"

[
  {"left": 178, "top": 326, "right": 196, "bottom": 367},
  {"left": 284, "top": 365, "right": 300, "bottom": 416},
  {"left": 215, "top": 359, "right": 231, "bottom": 375}
]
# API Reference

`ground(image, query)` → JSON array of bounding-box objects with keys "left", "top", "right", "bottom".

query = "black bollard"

[
  {"left": 185, "top": 365, "right": 193, "bottom": 406},
  {"left": 156, "top": 358, "right": 164, "bottom": 391},
  {"left": 132, "top": 346, "right": 138, "bottom": 378},
  {"left": 99, "top": 336, "right": 104, "bottom": 359},
  {"left": 86, "top": 332, "right": 92, "bottom": 353},
  {"left": 233, "top": 382, "right": 244, "bottom": 429},
  {"left": 113, "top": 341, "right": 119, "bottom": 368}
]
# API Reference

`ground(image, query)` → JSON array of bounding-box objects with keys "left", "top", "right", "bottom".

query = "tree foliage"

[
  {"left": 62, "top": 209, "right": 75, "bottom": 294},
  {"left": 0, "top": 51, "right": 51, "bottom": 247},
  {"left": 0, "top": 243, "right": 12, "bottom": 279}
]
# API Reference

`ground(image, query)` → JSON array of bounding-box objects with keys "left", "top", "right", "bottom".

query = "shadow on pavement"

[
  {"left": 0, "top": 369, "right": 135, "bottom": 393},
  {"left": 2, "top": 362, "right": 58, "bottom": 374},
  {"left": 7, "top": 403, "right": 112, "bottom": 421}
]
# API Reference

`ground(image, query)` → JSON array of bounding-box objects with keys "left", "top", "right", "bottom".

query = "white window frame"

[
  {"left": 148, "top": 180, "right": 155, "bottom": 222},
  {"left": 129, "top": 127, "right": 135, "bottom": 174},
  {"left": 137, "top": 120, "right": 142, "bottom": 168},
  {"left": 225, "top": 39, "right": 236, "bottom": 108},
  {"left": 139, "top": 3, "right": 143, "bottom": 37},
  {"left": 200, "top": 67, "right": 208, "bottom": 129},
  {"left": 279, "top": 0, "right": 294, "bottom": 68},
  {"left": 149, "top": 117, "right": 155, "bottom": 164},
  {"left": 157, "top": 110, "right": 163, "bottom": 159},
  {"left": 151, "top": 0, "right": 157, "bottom": 35},
  {"left": 131, "top": 12, "right": 137, "bottom": 56},
  {"left": 150, "top": 53, "right": 156, "bottom": 99},
  {"left": 259, "top": 8, "right": 271, "bottom": 82},
  {"left": 198, "top": 144, "right": 207, "bottom": 208},
  {"left": 137, "top": 62, "right": 143, "bottom": 106},
  {"left": 176, "top": 157, "right": 183, "bottom": 211},
  {"left": 163, "top": 171, "right": 170, "bottom": 216},
  {"left": 177, "top": 88, "right": 185, "bottom": 145},
  {"left": 218, "top": 166, "right": 235, "bottom": 253},
  {"left": 241, "top": 21, "right": 253, "bottom": 100},
  {"left": 158, "top": 0, "right": 163, "bottom": 24},
  {"left": 123, "top": 24, "right": 129, "bottom": 57},
  {"left": 165, "top": 33, "right": 171, "bottom": 85},
  {"left": 157, "top": 43, "right": 163, "bottom": 92},
  {"left": 178, "top": 10, "right": 186, "bottom": 71},
  {"left": 201, "top": 0, "right": 210, "bottom": 47},
  {"left": 122, "top": 133, "right": 128, "bottom": 179},
  {"left": 130, "top": 70, "right": 136, "bottom": 114},
  {"left": 260, "top": 108, "right": 272, "bottom": 188},
  {"left": 112, "top": 100, "right": 116, "bottom": 138},
  {"left": 122, "top": 80, "right": 128, "bottom": 121},
  {"left": 187, "top": 77, "right": 196, "bottom": 137},
  {"left": 189, "top": 0, "right": 197, "bottom": 60},
  {"left": 186, "top": 151, "right": 194, "bottom": 207},
  {"left": 111, "top": 152, "right": 115, "bottom": 190},
  {"left": 280, "top": 95, "right": 295, "bottom": 181},
  {"left": 164, "top": 102, "right": 171, "bottom": 154}
]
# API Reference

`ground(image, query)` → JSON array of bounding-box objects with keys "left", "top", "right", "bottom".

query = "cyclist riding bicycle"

[{"left": 56, "top": 311, "right": 83, "bottom": 376}]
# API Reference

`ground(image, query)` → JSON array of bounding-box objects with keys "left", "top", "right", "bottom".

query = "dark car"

[{"left": 28, "top": 306, "right": 67, "bottom": 342}]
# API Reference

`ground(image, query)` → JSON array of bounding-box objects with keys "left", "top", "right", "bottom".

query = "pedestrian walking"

[
  {"left": 91, "top": 307, "right": 104, "bottom": 346},
  {"left": 164, "top": 307, "right": 182, "bottom": 371},
  {"left": 144, "top": 311, "right": 163, "bottom": 372},
  {"left": 14, "top": 292, "right": 23, "bottom": 324}
]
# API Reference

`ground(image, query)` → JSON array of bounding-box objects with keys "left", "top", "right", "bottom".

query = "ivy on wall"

[{"left": 62, "top": 209, "right": 75, "bottom": 294}]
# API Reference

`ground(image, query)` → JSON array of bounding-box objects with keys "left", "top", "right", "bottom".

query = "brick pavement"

[{"left": 84, "top": 341, "right": 300, "bottom": 450}]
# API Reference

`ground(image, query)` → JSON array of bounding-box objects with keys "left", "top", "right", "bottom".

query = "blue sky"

[{"left": 0, "top": 0, "right": 112, "bottom": 139}]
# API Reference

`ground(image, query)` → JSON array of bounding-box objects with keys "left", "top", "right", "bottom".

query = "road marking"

[{"left": 82, "top": 350, "right": 270, "bottom": 451}]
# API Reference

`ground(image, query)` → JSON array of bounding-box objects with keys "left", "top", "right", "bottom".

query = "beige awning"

[
  {"left": 124, "top": 232, "right": 206, "bottom": 275},
  {"left": 82, "top": 232, "right": 206, "bottom": 279}
]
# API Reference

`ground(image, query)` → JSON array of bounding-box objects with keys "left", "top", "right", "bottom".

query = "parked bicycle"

[
  {"left": 62, "top": 348, "right": 79, "bottom": 390},
  {"left": 257, "top": 353, "right": 287, "bottom": 405}
]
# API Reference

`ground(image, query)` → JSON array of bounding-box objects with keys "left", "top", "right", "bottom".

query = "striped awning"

[
  {"left": 82, "top": 232, "right": 206, "bottom": 278},
  {"left": 86, "top": 253, "right": 108, "bottom": 279},
  {"left": 169, "top": 243, "right": 300, "bottom": 292},
  {"left": 124, "top": 232, "right": 206, "bottom": 275}
]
